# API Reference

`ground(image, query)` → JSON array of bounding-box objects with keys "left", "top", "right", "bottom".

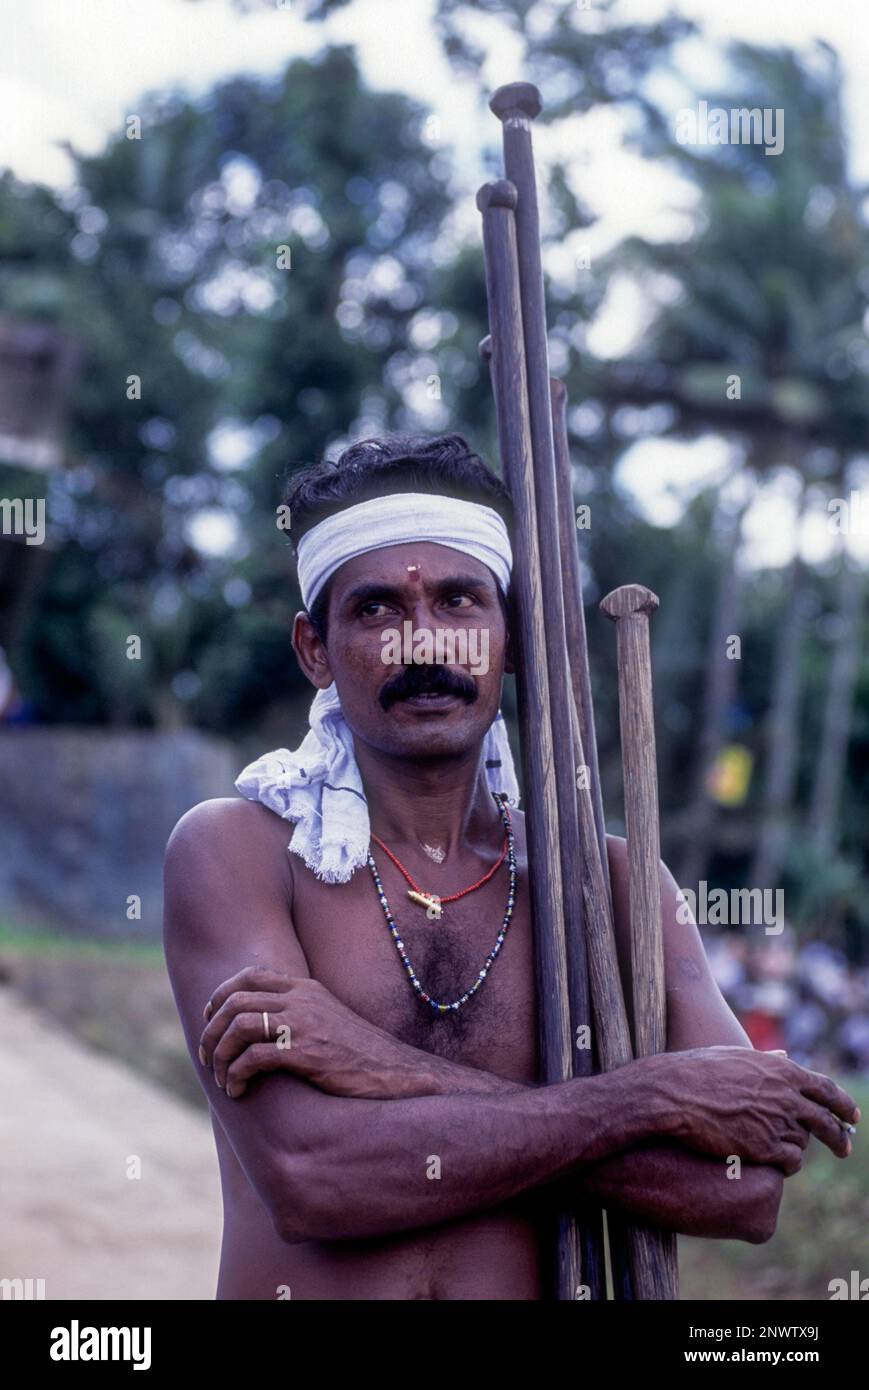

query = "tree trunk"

[
  {"left": 809, "top": 554, "right": 864, "bottom": 855},
  {"left": 749, "top": 553, "right": 809, "bottom": 891},
  {"left": 678, "top": 487, "right": 747, "bottom": 889}
]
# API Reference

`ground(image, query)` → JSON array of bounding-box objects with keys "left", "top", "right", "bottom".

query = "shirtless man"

[{"left": 163, "top": 433, "right": 859, "bottom": 1301}]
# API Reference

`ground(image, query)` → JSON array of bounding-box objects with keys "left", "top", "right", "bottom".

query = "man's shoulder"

[
  {"left": 605, "top": 832, "right": 628, "bottom": 874},
  {"left": 165, "top": 796, "right": 296, "bottom": 881},
  {"left": 604, "top": 832, "right": 678, "bottom": 896},
  {"left": 163, "top": 798, "right": 300, "bottom": 960}
]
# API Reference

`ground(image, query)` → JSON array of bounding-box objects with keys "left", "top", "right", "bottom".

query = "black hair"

[{"left": 283, "top": 433, "right": 514, "bottom": 643}]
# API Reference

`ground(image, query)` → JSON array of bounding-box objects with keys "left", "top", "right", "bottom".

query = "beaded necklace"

[
  {"left": 369, "top": 825, "right": 509, "bottom": 918},
  {"left": 367, "top": 793, "right": 517, "bottom": 1013}
]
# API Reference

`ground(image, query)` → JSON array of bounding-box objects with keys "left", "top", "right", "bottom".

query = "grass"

[
  {"left": 0, "top": 921, "right": 200, "bottom": 1106},
  {"left": 0, "top": 919, "right": 164, "bottom": 965}
]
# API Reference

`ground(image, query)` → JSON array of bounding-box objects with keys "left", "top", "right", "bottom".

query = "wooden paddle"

[
  {"left": 480, "top": 81, "right": 680, "bottom": 1300},
  {"left": 601, "top": 584, "right": 680, "bottom": 1298}
]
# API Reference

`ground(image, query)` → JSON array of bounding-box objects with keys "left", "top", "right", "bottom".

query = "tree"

[
  {"left": 572, "top": 42, "right": 869, "bottom": 889},
  {"left": 1, "top": 46, "right": 456, "bottom": 732}
]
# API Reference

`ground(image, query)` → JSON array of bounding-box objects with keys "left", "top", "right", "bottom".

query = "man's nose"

[{"left": 404, "top": 603, "right": 441, "bottom": 636}]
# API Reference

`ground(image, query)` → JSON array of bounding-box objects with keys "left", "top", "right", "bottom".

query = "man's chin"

[{"left": 378, "top": 701, "right": 485, "bottom": 758}]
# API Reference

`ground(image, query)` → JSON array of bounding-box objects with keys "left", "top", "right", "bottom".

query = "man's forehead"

[{"left": 330, "top": 541, "right": 497, "bottom": 593}]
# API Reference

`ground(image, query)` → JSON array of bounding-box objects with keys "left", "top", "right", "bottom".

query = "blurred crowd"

[{"left": 706, "top": 930, "right": 869, "bottom": 1075}]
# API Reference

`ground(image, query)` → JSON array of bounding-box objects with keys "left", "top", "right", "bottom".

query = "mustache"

[{"left": 379, "top": 663, "right": 479, "bottom": 712}]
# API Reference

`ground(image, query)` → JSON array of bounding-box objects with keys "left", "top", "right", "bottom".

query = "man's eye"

[
  {"left": 359, "top": 601, "right": 391, "bottom": 618},
  {"left": 444, "top": 593, "right": 475, "bottom": 609}
]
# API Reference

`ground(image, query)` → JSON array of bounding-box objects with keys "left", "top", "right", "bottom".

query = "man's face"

[{"left": 294, "top": 540, "right": 512, "bottom": 764}]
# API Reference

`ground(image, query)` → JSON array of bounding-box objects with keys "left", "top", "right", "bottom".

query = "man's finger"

[
  {"left": 796, "top": 1102, "right": 852, "bottom": 1159},
  {"left": 203, "top": 966, "right": 295, "bottom": 1021},
  {"left": 793, "top": 1064, "right": 859, "bottom": 1124},
  {"left": 225, "top": 1043, "right": 295, "bottom": 1098},
  {"left": 200, "top": 990, "right": 289, "bottom": 1066},
  {"left": 781, "top": 1123, "right": 809, "bottom": 1152},
  {"left": 212, "top": 1014, "right": 279, "bottom": 1090},
  {"left": 773, "top": 1142, "right": 804, "bottom": 1177}
]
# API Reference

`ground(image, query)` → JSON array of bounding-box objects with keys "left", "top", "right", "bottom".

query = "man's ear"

[
  {"left": 293, "top": 612, "right": 334, "bottom": 690},
  {"left": 504, "top": 622, "right": 515, "bottom": 675},
  {"left": 503, "top": 591, "right": 516, "bottom": 675}
]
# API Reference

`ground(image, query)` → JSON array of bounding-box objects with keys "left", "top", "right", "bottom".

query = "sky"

[
  {"left": 4, "top": 1, "right": 869, "bottom": 186},
  {"left": 3, "top": 0, "right": 868, "bottom": 568}
]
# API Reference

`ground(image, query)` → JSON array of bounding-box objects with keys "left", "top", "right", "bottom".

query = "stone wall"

[{"left": 0, "top": 727, "right": 240, "bottom": 939}]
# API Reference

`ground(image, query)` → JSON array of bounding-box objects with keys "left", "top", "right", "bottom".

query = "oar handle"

[
  {"left": 476, "top": 177, "right": 573, "bottom": 1085},
  {"left": 601, "top": 583, "right": 679, "bottom": 1299},
  {"left": 599, "top": 584, "right": 665, "bottom": 1059}
]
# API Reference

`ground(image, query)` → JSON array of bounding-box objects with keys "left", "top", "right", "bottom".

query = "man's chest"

[{"left": 292, "top": 864, "right": 539, "bottom": 1081}]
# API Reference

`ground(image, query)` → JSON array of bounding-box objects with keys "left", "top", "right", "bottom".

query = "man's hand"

[
  {"left": 198, "top": 966, "right": 438, "bottom": 1099},
  {"left": 198, "top": 965, "right": 523, "bottom": 1100},
  {"left": 643, "top": 1045, "right": 859, "bottom": 1173}
]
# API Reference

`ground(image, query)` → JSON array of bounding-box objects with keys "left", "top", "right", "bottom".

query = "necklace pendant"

[
  {"left": 407, "top": 889, "right": 442, "bottom": 918},
  {"left": 368, "top": 795, "right": 515, "bottom": 1013}
]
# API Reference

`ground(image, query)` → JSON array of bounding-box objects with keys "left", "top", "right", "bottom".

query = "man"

[{"left": 164, "top": 432, "right": 859, "bottom": 1301}]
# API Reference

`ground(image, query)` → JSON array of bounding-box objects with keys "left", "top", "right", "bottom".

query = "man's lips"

[
  {"left": 379, "top": 667, "right": 478, "bottom": 712},
  {"left": 393, "top": 691, "right": 463, "bottom": 712}
]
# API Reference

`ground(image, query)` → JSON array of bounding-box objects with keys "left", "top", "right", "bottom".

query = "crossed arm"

[
  {"left": 354, "top": 1038, "right": 784, "bottom": 1244},
  {"left": 165, "top": 801, "right": 853, "bottom": 1247},
  {"left": 197, "top": 963, "right": 783, "bottom": 1244}
]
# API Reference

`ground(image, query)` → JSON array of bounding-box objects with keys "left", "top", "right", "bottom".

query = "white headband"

[{"left": 295, "top": 492, "right": 513, "bottom": 609}]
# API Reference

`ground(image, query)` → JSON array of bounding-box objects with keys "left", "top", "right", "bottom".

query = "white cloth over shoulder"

[{"left": 235, "top": 684, "right": 520, "bottom": 884}]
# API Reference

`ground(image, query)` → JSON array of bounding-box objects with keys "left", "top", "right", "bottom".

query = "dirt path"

[{"left": 0, "top": 986, "right": 222, "bottom": 1300}]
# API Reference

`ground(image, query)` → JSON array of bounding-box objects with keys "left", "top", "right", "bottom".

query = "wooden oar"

[
  {"left": 601, "top": 584, "right": 680, "bottom": 1299},
  {"left": 486, "top": 96, "right": 597, "bottom": 1081},
  {"left": 487, "top": 83, "right": 604, "bottom": 1302},
  {"left": 488, "top": 79, "right": 679, "bottom": 1300},
  {"left": 552, "top": 375, "right": 633, "bottom": 1299},
  {"left": 476, "top": 178, "right": 586, "bottom": 1300},
  {"left": 550, "top": 379, "right": 608, "bottom": 879}
]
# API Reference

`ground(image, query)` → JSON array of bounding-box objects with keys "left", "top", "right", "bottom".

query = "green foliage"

[
  {"left": 2, "top": 46, "right": 456, "bottom": 731},
  {"left": 433, "top": 0, "right": 694, "bottom": 117},
  {"left": 589, "top": 42, "right": 869, "bottom": 457}
]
